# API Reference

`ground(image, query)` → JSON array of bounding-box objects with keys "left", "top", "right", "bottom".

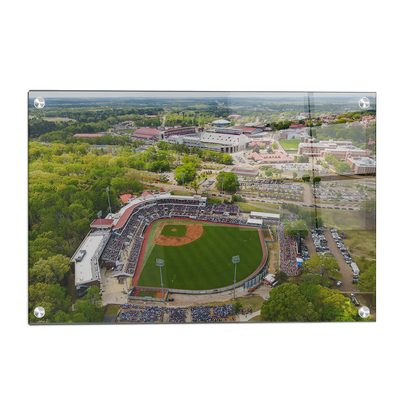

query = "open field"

[
  {"left": 138, "top": 223, "right": 264, "bottom": 290},
  {"left": 104, "top": 304, "right": 120, "bottom": 316},
  {"left": 340, "top": 230, "right": 376, "bottom": 259},
  {"left": 239, "top": 203, "right": 281, "bottom": 213},
  {"left": 280, "top": 139, "right": 301, "bottom": 150},
  {"left": 318, "top": 208, "right": 366, "bottom": 230}
]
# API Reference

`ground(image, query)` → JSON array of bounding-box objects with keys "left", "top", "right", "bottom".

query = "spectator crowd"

[
  {"left": 277, "top": 222, "right": 300, "bottom": 276},
  {"left": 117, "top": 303, "right": 236, "bottom": 323}
]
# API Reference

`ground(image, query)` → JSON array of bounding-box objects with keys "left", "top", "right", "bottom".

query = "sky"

[{"left": 28, "top": 90, "right": 376, "bottom": 100}]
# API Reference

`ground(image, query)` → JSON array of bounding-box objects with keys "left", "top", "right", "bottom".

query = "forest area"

[{"left": 28, "top": 141, "right": 166, "bottom": 322}]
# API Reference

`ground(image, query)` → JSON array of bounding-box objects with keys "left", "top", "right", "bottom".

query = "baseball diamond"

[{"left": 137, "top": 220, "right": 264, "bottom": 290}]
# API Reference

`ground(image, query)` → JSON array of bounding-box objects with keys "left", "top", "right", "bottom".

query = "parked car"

[{"left": 336, "top": 281, "right": 342, "bottom": 287}]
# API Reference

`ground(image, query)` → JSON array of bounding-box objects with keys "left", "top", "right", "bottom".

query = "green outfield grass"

[
  {"left": 161, "top": 224, "right": 187, "bottom": 237},
  {"left": 138, "top": 290, "right": 158, "bottom": 297},
  {"left": 121, "top": 129, "right": 136, "bottom": 133},
  {"left": 138, "top": 224, "right": 264, "bottom": 290}
]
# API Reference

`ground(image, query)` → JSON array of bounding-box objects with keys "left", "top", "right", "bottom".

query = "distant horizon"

[{"left": 28, "top": 91, "right": 376, "bottom": 100}]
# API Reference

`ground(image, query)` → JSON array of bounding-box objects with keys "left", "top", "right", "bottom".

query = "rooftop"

[
  {"left": 90, "top": 219, "right": 114, "bottom": 228},
  {"left": 72, "top": 232, "right": 107, "bottom": 285},
  {"left": 212, "top": 119, "right": 231, "bottom": 125},
  {"left": 119, "top": 194, "right": 136, "bottom": 204},
  {"left": 348, "top": 156, "right": 376, "bottom": 167},
  {"left": 132, "top": 128, "right": 160, "bottom": 135}
]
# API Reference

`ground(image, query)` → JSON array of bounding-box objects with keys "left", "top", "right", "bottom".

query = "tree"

[
  {"left": 293, "top": 172, "right": 297, "bottom": 180},
  {"left": 30, "top": 254, "right": 71, "bottom": 285},
  {"left": 284, "top": 220, "right": 308, "bottom": 237},
  {"left": 272, "top": 142, "right": 278, "bottom": 149},
  {"left": 302, "top": 253, "right": 342, "bottom": 282},
  {"left": 233, "top": 301, "right": 242, "bottom": 314},
  {"left": 174, "top": 163, "right": 196, "bottom": 184},
  {"left": 189, "top": 180, "right": 199, "bottom": 195},
  {"left": 356, "top": 262, "right": 376, "bottom": 293},
  {"left": 313, "top": 176, "right": 321, "bottom": 184},
  {"left": 274, "top": 270, "right": 288, "bottom": 283},
  {"left": 302, "top": 174, "right": 310, "bottom": 182},
  {"left": 260, "top": 283, "right": 318, "bottom": 322},
  {"left": 215, "top": 172, "right": 239, "bottom": 192},
  {"left": 313, "top": 286, "right": 358, "bottom": 321},
  {"left": 74, "top": 286, "right": 104, "bottom": 322},
  {"left": 222, "top": 154, "right": 233, "bottom": 165},
  {"left": 110, "top": 176, "right": 127, "bottom": 194},
  {"left": 267, "top": 147, "right": 273, "bottom": 154},
  {"left": 335, "top": 162, "right": 351, "bottom": 174}
]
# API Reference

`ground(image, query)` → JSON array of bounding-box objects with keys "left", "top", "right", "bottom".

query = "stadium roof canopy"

[
  {"left": 247, "top": 218, "right": 263, "bottom": 225},
  {"left": 212, "top": 119, "right": 231, "bottom": 125}
]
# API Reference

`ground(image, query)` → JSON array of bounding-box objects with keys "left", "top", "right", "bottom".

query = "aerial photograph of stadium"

[{"left": 28, "top": 91, "right": 376, "bottom": 324}]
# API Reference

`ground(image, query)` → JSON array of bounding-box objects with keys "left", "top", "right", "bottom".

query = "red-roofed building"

[
  {"left": 247, "top": 151, "right": 293, "bottom": 164},
  {"left": 141, "top": 191, "right": 152, "bottom": 198},
  {"left": 119, "top": 194, "right": 137, "bottom": 204},
  {"left": 90, "top": 219, "right": 114, "bottom": 229},
  {"left": 289, "top": 123, "right": 304, "bottom": 129},
  {"left": 234, "top": 126, "right": 259, "bottom": 134},
  {"left": 227, "top": 114, "right": 242, "bottom": 119},
  {"left": 130, "top": 128, "right": 160, "bottom": 141}
]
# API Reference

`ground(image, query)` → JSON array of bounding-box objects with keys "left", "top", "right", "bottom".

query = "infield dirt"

[{"left": 155, "top": 223, "right": 203, "bottom": 246}]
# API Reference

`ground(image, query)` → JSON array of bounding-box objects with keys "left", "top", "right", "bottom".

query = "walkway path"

[{"left": 237, "top": 310, "right": 261, "bottom": 322}]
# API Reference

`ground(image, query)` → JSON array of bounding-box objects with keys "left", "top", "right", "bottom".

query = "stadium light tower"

[
  {"left": 156, "top": 258, "right": 165, "bottom": 301},
  {"left": 220, "top": 177, "right": 225, "bottom": 204},
  {"left": 97, "top": 210, "right": 104, "bottom": 238},
  {"left": 232, "top": 255, "right": 240, "bottom": 299},
  {"left": 106, "top": 187, "right": 112, "bottom": 216},
  {"left": 181, "top": 172, "right": 185, "bottom": 196}
]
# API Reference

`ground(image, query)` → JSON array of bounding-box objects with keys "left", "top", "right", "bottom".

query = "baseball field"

[{"left": 137, "top": 220, "right": 264, "bottom": 290}]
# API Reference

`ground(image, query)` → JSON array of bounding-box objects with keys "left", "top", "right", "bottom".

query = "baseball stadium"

[{"left": 71, "top": 192, "right": 278, "bottom": 301}]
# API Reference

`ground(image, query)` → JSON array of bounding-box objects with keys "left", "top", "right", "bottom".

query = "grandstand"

[{"left": 160, "top": 127, "right": 196, "bottom": 139}]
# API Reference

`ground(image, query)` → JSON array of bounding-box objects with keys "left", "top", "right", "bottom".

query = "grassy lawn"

[
  {"left": 203, "top": 295, "right": 265, "bottom": 312},
  {"left": 139, "top": 224, "right": 264, "bottom": 290},
  {"left": 104, "top": 304, "right": 120, "bottom": 316},
  {"left": 317, "top": 208, "right": 366, "bottom": 230},
  {"left": 239, "top": 203, "right": 281, "bottom": 213},
  {"left": 341, "top": 230, "right": 376, "bottom": 259},
  {"left": 280, "top": 139, "right": 301, "bottom": 150}
]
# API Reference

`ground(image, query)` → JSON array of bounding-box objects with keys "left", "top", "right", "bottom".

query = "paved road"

[{"left": 324, "top": 229, "right": 356, "bottom": 293}]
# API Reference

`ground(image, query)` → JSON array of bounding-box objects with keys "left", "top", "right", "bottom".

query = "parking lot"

[{"left": 324, "top": 229, "right": 357, "bottom": 293}]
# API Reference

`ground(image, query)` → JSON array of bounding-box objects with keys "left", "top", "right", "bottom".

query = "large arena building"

[{"left": 161, "top": 127, "right": 249, "bottom": 153}]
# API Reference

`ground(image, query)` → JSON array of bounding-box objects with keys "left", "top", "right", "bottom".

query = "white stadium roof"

[
  {"left": 250, "top": 211, "right": 280, "bottom": 219},
  {"left": 212, "top": 119, "right": 230, "bottom": 125},
  {"left": 247, "top": 218, "right": 263, "bottom": 225}
]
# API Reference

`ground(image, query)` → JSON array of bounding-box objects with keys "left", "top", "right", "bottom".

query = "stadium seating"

[{"left": 101, "top": 197, "right": 254, "bottom": 276}]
